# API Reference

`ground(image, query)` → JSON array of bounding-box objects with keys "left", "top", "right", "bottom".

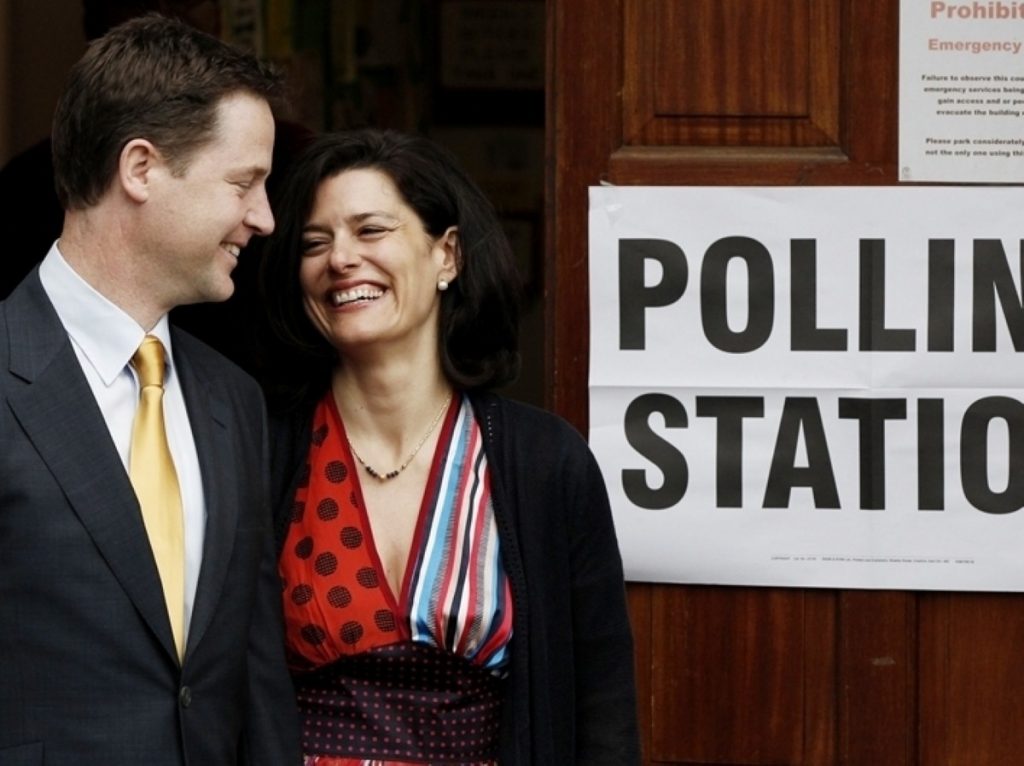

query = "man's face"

[{"left": 142, "top": 92, "right": 274, "bottom": 310}]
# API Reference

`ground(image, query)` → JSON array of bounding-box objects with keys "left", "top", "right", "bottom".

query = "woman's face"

[{"left": 298, "top": 168, "right": 458, "bottom": 357}]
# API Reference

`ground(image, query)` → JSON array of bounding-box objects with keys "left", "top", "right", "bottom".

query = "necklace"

[{"left": 347, "top": 392, "right": 453, "bottom": 481}]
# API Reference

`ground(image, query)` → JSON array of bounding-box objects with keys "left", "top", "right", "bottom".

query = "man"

[{"left": 0, "top": 14, "right": 300, "bottom": 764}]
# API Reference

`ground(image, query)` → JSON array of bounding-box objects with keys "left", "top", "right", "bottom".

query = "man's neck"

[{"left": 59, "top": 210, "right": 165, "bottom": 331}]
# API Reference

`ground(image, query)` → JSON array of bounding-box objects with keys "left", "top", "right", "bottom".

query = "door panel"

[
  {"left": 919, "top": 594, "right": 1024, "bottom": 766},
  {"left": 649, "top": 587, "right": 827, "bottom": 764},
  {"left": 624, "top": 0, "right": 839, "bottom": 146}
]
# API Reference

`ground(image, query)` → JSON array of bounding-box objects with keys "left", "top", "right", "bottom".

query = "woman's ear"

[
  {"left": 119, "top": 138, "right": 160, "bottom": 203},
  {"left": 438, "top": 225, "right": 461, "bottom": 282}
]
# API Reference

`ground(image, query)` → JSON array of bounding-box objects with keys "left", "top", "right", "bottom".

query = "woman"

[{"left": 262, "top": 129, "right": 640, "bottom": 765}]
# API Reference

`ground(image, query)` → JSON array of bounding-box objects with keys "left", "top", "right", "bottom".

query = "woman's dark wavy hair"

[{"left": 260, "top": 129, "right": 521, "bottom": 407}]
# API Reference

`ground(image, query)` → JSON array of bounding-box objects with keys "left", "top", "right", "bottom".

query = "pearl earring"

[{"left": 438, "top": 279, "right": 449, "bottom": 291}]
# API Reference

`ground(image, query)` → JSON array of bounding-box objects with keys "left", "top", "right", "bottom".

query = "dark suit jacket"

[{"left": 0, "top": 270, "right": 300, "bottom": 765}]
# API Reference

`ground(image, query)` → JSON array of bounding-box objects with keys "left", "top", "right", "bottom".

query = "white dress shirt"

[{"left": 39, "top": 243, "right": 206, "bottom": 640}]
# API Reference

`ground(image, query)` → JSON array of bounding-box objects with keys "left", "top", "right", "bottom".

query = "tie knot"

[{"left": 132, "top": 335, "right": 166, "bottom": 389}]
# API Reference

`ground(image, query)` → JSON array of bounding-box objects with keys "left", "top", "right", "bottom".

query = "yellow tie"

[{"left": 129, "top": 335, "right": 185, "bottom": 661}]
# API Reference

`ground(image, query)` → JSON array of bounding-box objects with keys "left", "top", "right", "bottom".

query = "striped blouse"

[{"left": 279, "top": 391, "right": 513, "bottom": 765}]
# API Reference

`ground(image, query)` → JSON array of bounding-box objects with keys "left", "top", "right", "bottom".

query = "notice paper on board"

[
  {"left": 589, "top": 185, "right": 1024, "bottom": 590},
  {"left": 899, "top": 0, "right": 1024, "bottom": 182}
]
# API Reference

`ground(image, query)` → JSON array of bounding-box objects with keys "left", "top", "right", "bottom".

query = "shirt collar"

[{"left": 38, "top": 242, "right": 174, "bottom": 385}]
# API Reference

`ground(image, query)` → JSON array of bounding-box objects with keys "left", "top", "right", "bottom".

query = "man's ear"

[{"left": 119, "top": 139, "right": 161, "bottom": 203}]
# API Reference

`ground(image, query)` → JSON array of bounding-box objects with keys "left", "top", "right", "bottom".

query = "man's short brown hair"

[{"left": 52, "top": 13, "right": 282, "bottom": 210}]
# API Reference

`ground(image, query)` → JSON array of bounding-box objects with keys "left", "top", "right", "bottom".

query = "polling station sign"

[{"left": 588, "top": 186, "right": 1024, "bottom": 590}]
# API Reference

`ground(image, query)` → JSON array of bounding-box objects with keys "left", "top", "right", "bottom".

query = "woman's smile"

[{"left": 329, "top": 285, "right": 385, "bottom": 307}]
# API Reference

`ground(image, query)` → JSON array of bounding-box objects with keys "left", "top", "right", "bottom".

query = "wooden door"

[{"left": 546, "top": 1, "right": 1024, "bottom": 763}]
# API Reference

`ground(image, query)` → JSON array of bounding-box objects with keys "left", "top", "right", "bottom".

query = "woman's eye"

[
  {"left": 358, "top": 226, "right": 388, "bottom": 238},
  {"left": 301, "top": 239, "right": 330, "bottom": 255}
]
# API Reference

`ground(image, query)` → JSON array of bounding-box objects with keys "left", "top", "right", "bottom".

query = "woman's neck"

[{"left": 330, "top": 357, "right": 453, "bottom": 456}]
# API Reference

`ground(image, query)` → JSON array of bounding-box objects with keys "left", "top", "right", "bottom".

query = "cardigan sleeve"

[
  {"left": 268, "top": 404, "right": 315, "bottom": 555},
  {"left": 563, "top": 431, "right": 642, "bottom": 764}
]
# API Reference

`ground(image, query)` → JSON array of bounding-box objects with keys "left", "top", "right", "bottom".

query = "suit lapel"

[
  {"left": 4, "top": 273, "right": 178, "bottom": 661},
  {"left": 173, "top": 332, "right": 239, "bottom": 657}
]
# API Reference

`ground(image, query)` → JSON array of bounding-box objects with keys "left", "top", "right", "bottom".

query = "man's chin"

[
  {"left": 208, "top": 283, "right": 236, "bottom": 303},
  {"left": 180, "top": 281, "right": 236, "bottom": 307}
]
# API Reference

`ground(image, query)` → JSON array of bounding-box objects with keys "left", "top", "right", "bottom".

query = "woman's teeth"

[{"left": 330, "top": 287, "right": 384, "bottom": 306}]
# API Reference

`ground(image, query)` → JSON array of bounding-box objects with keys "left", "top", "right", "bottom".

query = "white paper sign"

[
  {"left": 899, "top": 0, "right": 1024, "bottom": 182},
  {"left": 589, "top": 185, "right": 1024, "bottom": 590}
]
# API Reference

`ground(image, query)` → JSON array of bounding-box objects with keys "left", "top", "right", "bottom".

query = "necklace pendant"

[{"left": 347, "top": 392, "right": 453, "bottom": 483}]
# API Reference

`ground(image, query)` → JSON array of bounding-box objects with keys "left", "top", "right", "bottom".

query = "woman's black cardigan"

[{"left": 270, "top": 390, "right": 641, "bottom": 765}]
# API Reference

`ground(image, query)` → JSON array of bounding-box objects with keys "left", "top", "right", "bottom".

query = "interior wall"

[
  {"left": 2, "top": 0, "right": 85, "bottom": 165},
  {"left": 0, "top": 2, "right": 11, "bottom": 165}
]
